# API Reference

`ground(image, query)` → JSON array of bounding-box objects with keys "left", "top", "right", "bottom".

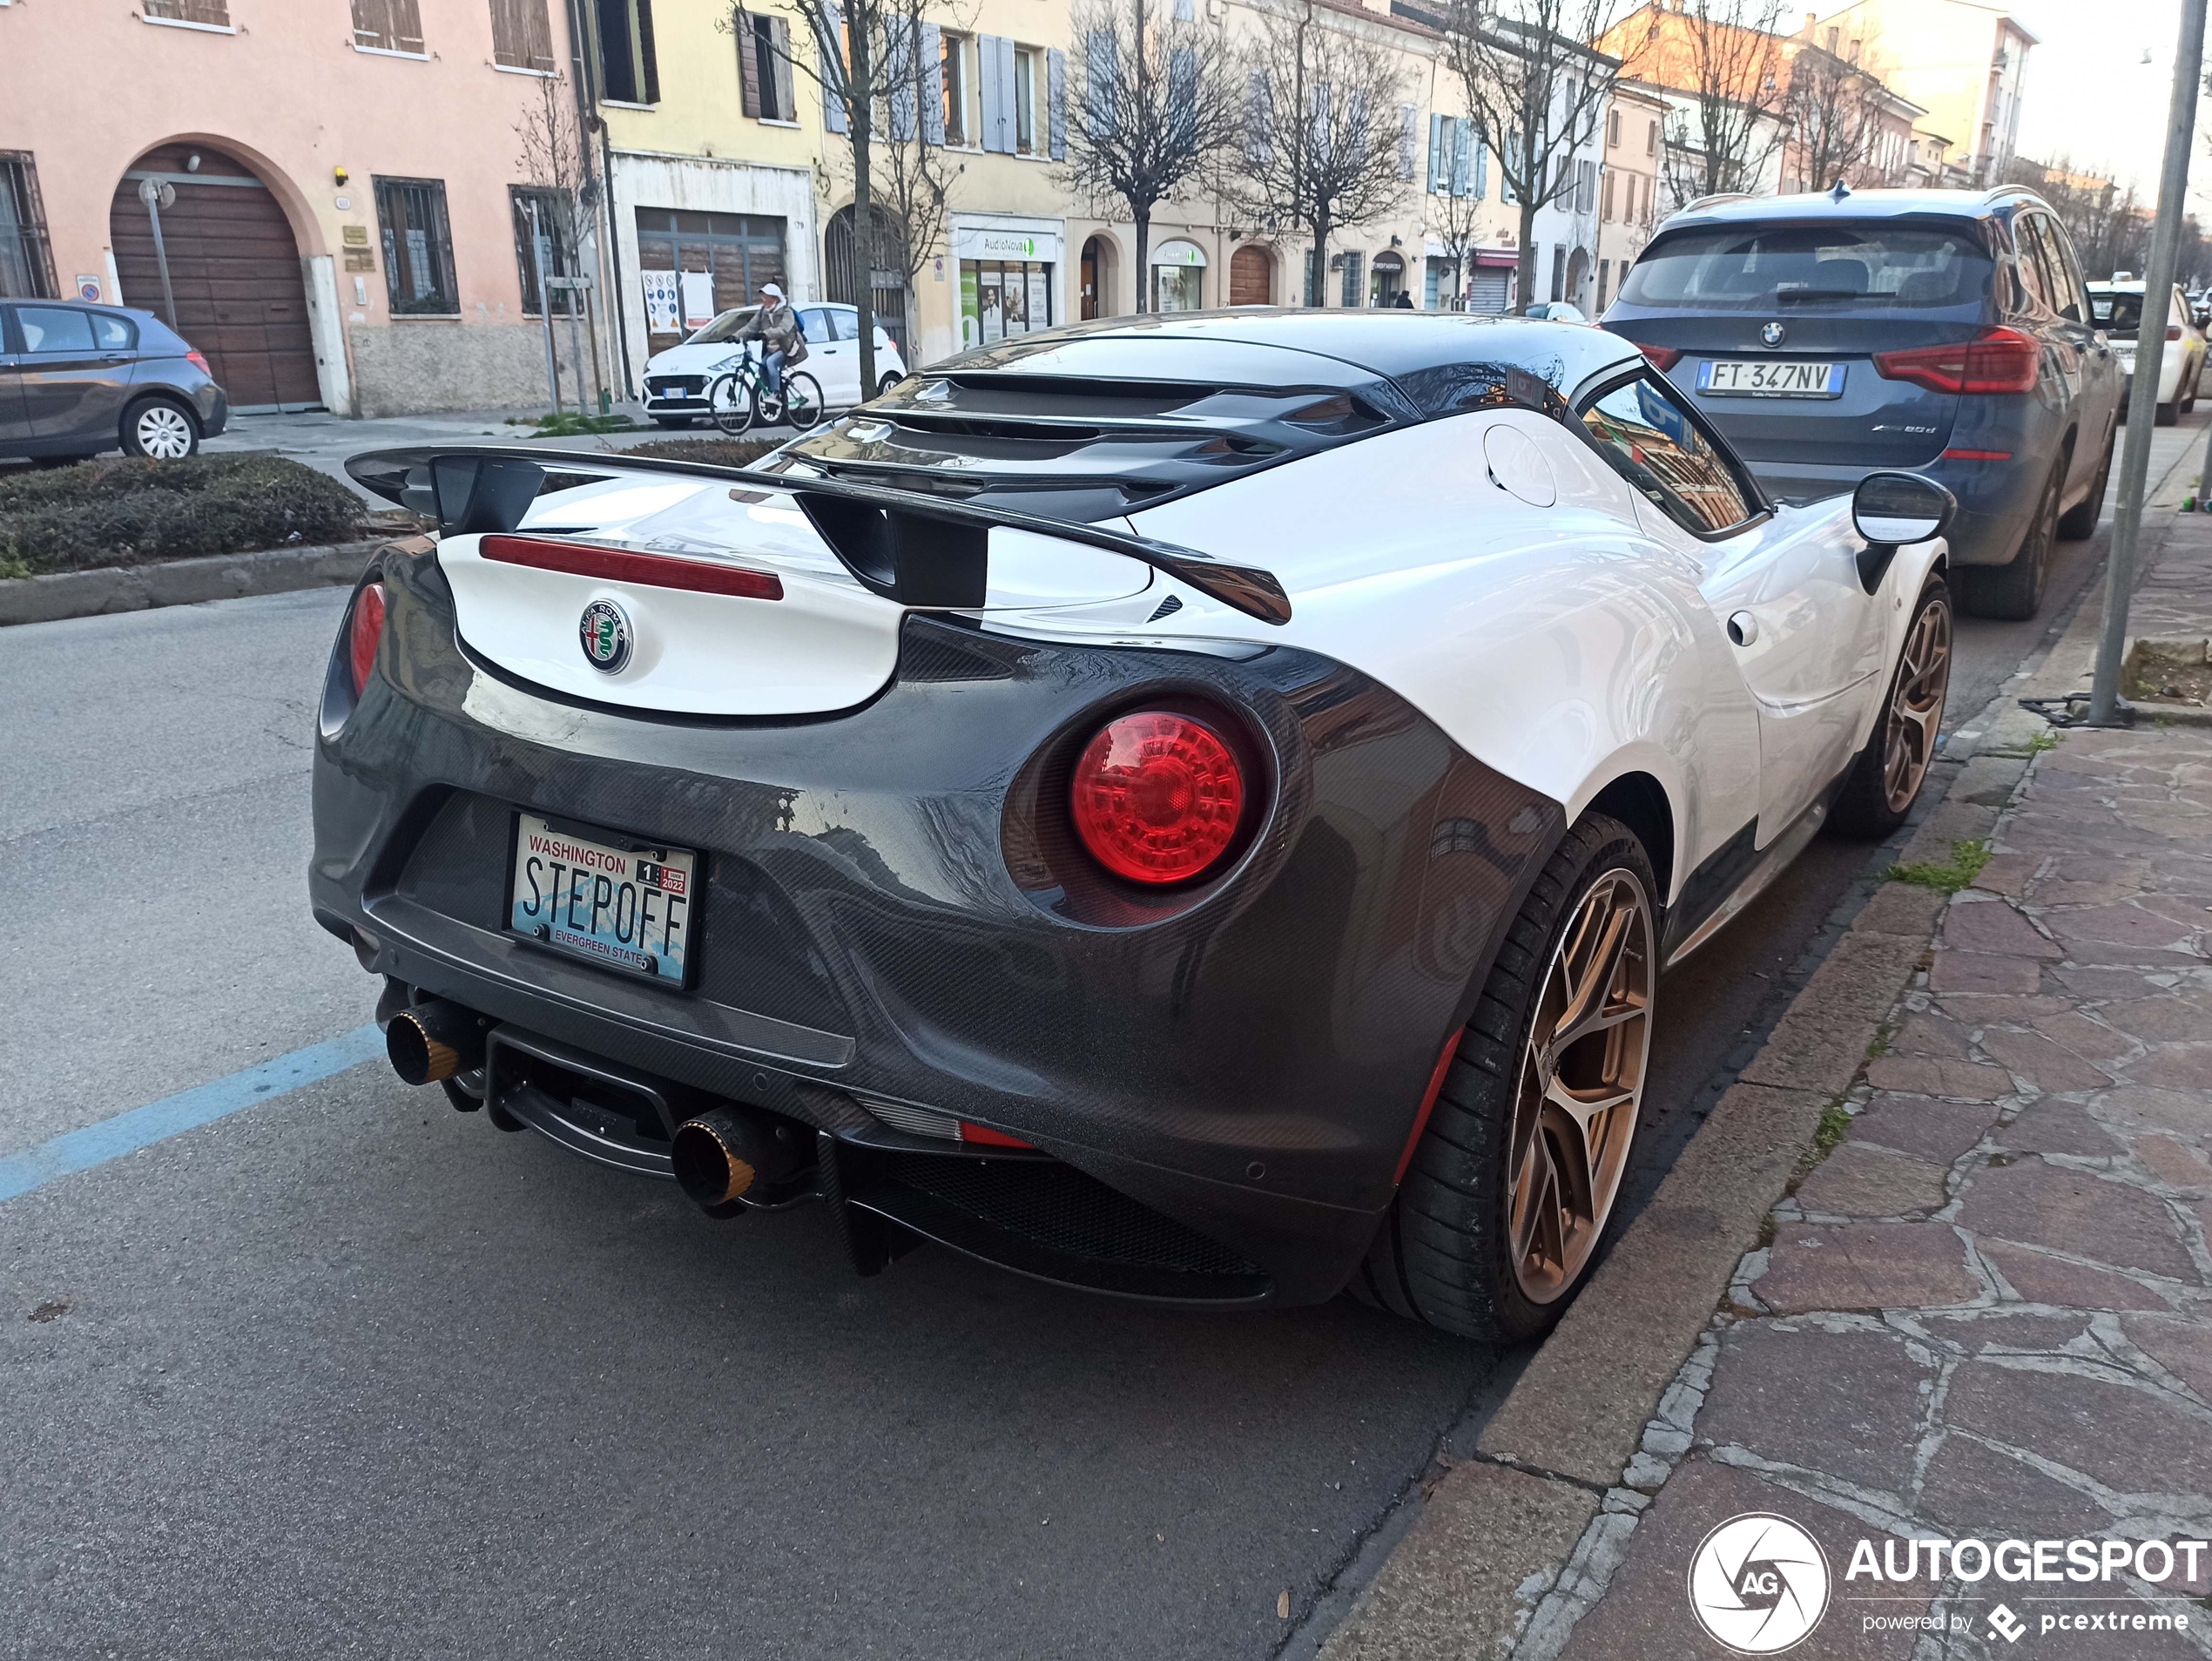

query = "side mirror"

[{"left": 1851, "top": 470, "right": 1955, "bottom": 593}]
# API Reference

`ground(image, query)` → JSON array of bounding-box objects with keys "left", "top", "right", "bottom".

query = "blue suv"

[{"left": 1604, "top": 186, "right": 2122, "bottom": 619}]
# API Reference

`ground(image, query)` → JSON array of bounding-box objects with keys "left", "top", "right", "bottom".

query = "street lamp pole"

[{"left": 2087, "top": 0, "right": 2209, "bottom": 726}]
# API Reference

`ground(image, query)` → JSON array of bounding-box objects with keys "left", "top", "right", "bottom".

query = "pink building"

[{"left": 0, "top": 0, "right": 597, "bottom": 415}]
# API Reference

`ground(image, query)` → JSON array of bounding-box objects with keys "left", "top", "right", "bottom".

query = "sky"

[{"left": 2008, "top": 0, "right": 2212, "bottom": 212}]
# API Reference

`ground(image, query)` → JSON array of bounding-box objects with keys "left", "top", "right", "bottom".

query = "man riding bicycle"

[{"left": 733, "top": 282, "right": 807, "bottom": 398}]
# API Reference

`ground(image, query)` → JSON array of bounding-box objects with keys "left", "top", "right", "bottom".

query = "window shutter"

[
  {"left": 1169, "top": 44, "right": 1196, "bottom": 123},
  {"left": 389, "top": 0, "right": 423, "bottom": 52},
  {"left": 1602, "top": 168, "right": 1615, "bottom": 221},
  {"left": 1474, "top": 130, "right": 1489, "bottom": 199},
  {"left": 637, "top": 0, "right": 659, "bottom": 103},
  {"left": 888, "top": 17, "right": 917, "bottom": 140},
  {"left": 768, "top": 17, "right": 794, "bottom": 121},
  {"left": 1450, "top": 118, "right": 1472, "bottom": 197},
  {"left": 997, "top": 36, "right": 1019, "bottom": 153},
  {"left": 1049, "top": 47, "right": 1067, "bottom": 160},
  {"left": 1246, "top": 71, "right": 1271, "bottom": 165},
  {"left": 738, "top": 15, "right": 763, "bottom": 116},
  {"left": 1428, "top": 113, "right": 1446, "bottom": 192},
  {"left": 1397, "top": 104, "right": 1415, "bottom": 181},
  {"left": 1087, "top": 28, "right": 1119, "bottom": 136},
  {"left": 920, "top": 23, "right": 945, "bottom": 144},
  {"left": 818, "top": 4, "right": 848, "bottom": 133},
  {"left": 1308, "top": 80, "right": 1330, "bottom": 155}
]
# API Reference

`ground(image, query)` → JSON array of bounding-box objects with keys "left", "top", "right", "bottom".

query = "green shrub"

[{"left": 0, "top": 454, "right": 368, "bottom": 576}]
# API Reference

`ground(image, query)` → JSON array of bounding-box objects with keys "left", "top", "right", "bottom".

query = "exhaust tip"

[
  {"left": 387, "top": 1000, "right": 486, "bottom": 1087},
  {"left": 671, "top": 1112, "right": 759, "bottom": 1208}
]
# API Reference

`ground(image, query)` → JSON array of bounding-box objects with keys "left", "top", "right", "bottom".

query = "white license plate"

[
  {"left": 508, "top": 813, "right": 698, "bottom": 983},
  {"left": 1697, "top": 359, "right": 1845, "bottom": 397}
]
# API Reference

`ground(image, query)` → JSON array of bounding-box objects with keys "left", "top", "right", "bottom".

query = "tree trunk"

[
  {"left": 852, "top": 8, "right": 879, "bottom": 394},
  {"left": 1311, "top": 216, "right": 1330, "bottom": 307},
  {"left": 1135, "top": 211, "right": 1152, "bottom": 312},
  {"left": 1516, "top": 196, "right": 1537, "bottom": 314}
]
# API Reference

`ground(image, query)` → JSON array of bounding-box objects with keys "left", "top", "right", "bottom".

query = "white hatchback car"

[
  {"left": 641, "top": 302, "right": 909, "bottom": 427},
  {"left": 2088, "top": 279, "right": 2205, "bottom": 425}
]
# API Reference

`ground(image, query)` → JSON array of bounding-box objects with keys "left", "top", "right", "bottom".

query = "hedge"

[
  {"left": 622, "top": 436, "right": 783, "bottom": 468},
  {"left": 0, "top": 454, "right": 370, "bottom": 577}
]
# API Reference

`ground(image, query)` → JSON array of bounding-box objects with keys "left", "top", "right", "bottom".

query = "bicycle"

[{"left": 707, "top": 348, "right": 824, "bottom": 436}]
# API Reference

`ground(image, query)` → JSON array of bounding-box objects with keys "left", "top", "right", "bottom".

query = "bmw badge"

[
  {"left": 578, "top": 598, "right": 633, "bottom": 674},
  {"left": 1760, "top": 321, "right": 1787, "bottom": 348}
]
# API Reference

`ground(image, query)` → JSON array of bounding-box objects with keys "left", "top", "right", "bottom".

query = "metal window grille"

[
  {"left": 374, "top": 176, "right": 460, "bottom": 314},
  {"left": 0, "top": 154, "right": 57, "bottom": 300},
  {"left": 511, "top": 187, "right": 582, "bottom": 315}
]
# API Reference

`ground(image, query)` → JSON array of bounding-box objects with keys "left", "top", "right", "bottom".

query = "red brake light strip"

[{"left": 480, "top": 534, "right": 783, "bottom": 601}]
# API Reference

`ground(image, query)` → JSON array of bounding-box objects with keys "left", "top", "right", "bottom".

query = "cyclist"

[{"left": 732, "top": 282, "right": 807, "bottom": 402}]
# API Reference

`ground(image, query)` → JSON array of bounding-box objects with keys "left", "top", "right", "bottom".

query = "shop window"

[
  {"left": 352, "top": 0, "right": 424, "bottom": 54},
  {"left": 374, "top": 176, "right": 460, "bottom": 314},
  {"left": 490, "top": 0, "right": 556, "bottom": 71},
  {"left": 0, "top": 153, "right": 57, "bottom": 300},
  {"left": 1153, "top": 246, "right": 1204, "bottom": 312},
  {"left": 597, "top": 0, "right": 658, "bottom": 105},
  {"left": 960, "top": 258, "right": 1054, "bottom": 348}
]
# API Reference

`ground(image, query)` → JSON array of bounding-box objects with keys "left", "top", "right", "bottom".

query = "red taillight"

[
  {"left": 959, "top": 1121, "right": 1034, "bottom": 1149},
  {"left": 348, "top": 582, "right": 388, "bottom": 699},
  {"left": 1069, "top": 712, "right": 1246, "bottom": 885},
  {"left": 1635, "top": 341, "right": 1682, "bottom": 370},
  {"left": 1873, "top": 327, "right": 2040, "bottom": 395},
  {"left": 481, "top": 534, "right": 783, "bottom": 601},
  {"left": 2168, "top": 325, "right": 2184, "bottom": 341},
  {"left": 1941, "top": 448, "right": 2012, "bottom": 462},
  {"left": 185, "top": 349, "right": 212, "bottom": 375}
]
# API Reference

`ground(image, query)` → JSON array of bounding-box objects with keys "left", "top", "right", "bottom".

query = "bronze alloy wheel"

[
  {"left": 1883, "top": 594, "right": 1952, "bottom": 813},
  {"left": 1507, "top": 866, "right": 1656, "bottom": 1302}
]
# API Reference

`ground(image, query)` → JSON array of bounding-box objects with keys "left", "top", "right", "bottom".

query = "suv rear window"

[
  {"left": 2089, "top": 290, "right": 2146, "bottom": 337},
  {"left": 1618, "top": 224, "right": 1992, "bottom": 312}
]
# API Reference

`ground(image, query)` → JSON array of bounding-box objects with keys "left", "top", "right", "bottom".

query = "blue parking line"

[{"left": 0, "top": 1024, "right": 385, "bottom": 1205}]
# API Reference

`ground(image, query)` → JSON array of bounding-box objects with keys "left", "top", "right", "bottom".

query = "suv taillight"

[
  {"left": 1634, "top": 342, "right": 1682, "bottom": 370},
  {"left": 1873, "top": 327, "right": 2040, "bottom": 395},
  {"left": 348, "top": 583, "right": 388, "bottom": 698},
  {"left": 1069, "top": 712, "right": 1245, "bottom": 884},
  {"left": 185, "top": 349, "right": 212, "bottom": 375}
]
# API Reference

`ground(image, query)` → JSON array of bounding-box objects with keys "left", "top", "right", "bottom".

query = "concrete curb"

[
  {"left": 1313, "top": 477, "right": 2207, "bottom": 1659},
  {"left": 0, "top": 540, "right": 386, "bottom": 627}
]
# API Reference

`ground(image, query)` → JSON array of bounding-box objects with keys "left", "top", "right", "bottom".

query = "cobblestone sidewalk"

[{"left": 1539, "top": 530, "right": 2212, "bottom": 1659}]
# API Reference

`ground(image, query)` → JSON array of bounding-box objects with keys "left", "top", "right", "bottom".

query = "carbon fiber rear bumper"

[{"left": 310, "top": 541, "right": 1563, "bottom": 1306}]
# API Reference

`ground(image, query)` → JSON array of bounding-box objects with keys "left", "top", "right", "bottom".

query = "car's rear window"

[
  {"left": 1619, "top": 223, "right": 1992, "bottom": 312},
  {"left": 2089, "top": 290, "right": 2145, "bottom": 336}
]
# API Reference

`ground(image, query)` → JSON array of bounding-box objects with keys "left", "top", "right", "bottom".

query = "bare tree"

[
  {"left": 1997, "top": 155, "right": 2151, "bottom": 280},
  {"left": 1784, "top": 43, "right": 1897, "bottom": 192},
  {"left": 818, "top": 66, "right": 961, "bottom": 368},
  {"left": 1425, "top": 150, "right": 1490, "bottom": 309},
  {"left": 1447, "top": 0, "right": 1642, "bottom": 313},
  {"left": 1066, "top": 0, "right": 1244, "bottom": 308},
  {"left": 513, "top": 69, "right": 604, "bottom": 409},
  {"left": 1605, "top": 0, "right": 1787, "bottom": 213},
  {"left": 734, "top": 0, "right": 941, "bottom": 389},
  {"left": 1235, "top": 0, "right": 1412, "bottom": 307}
]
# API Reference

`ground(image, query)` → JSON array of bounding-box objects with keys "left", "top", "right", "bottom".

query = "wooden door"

[
  {"left": 109, "top": 145, "right": 319, "bottom": 409},
  {"left": 1230, "top": 246, "right": 1271, "bottom": 307}
]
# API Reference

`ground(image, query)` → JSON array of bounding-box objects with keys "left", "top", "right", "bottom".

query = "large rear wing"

[{"left": 344, "top": 445, "right": 1291, "bottom": 625}]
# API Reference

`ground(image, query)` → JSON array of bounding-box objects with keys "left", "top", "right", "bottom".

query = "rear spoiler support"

[{"left": 343, "top": 445, "right": 1291, "bottom": 625}]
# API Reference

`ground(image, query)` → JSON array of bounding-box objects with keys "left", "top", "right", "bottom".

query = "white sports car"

[{"left": 320, "top": 312, "right": 1954, "bottom": 1342}]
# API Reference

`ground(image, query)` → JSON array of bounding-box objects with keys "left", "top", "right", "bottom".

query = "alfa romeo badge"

[{"left": 578, "top": 598, "right": 633, "bottom": 674}]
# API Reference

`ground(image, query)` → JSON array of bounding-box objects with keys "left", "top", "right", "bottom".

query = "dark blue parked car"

[
  {"left": 0, "top": 301, "right": 228, "bottom": 465},
  {"left": 1604, "top": 186, "right": 2122, "bottom": 619}
]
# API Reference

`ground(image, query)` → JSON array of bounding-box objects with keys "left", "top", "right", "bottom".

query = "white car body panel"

[
  {"left": 641, "top": 303, "right": 907, "bottom": 420},
  {"left": 434, "top": 389, "right": 1943, "bottom": 918}
]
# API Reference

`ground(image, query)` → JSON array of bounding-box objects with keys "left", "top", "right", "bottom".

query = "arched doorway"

[
  {"left": 1229, "top": 246, "right": 1272, "bottom": 307},
  {"left": 1079, "top": 233, "right": 1116, "bottom": 320},
  {"left": 1150, "top": 240, "right": 1206, "bottom": 312},
  {"left": 1368, "top": 250, "right": 1406, "bottom": 307},
  {"left": 825, "top": 203, "right": 909, "bottom": 355},
  {"left": 108, "top": 143, "right": 318, "bottom": 410},
  {"left": 1564, "top": 246, "right": 1591, "bottom": 313}
]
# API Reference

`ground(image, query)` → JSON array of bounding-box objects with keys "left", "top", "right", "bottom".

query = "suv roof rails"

[{"left": 1681, "top": 191, "right": 1756, "bottom": 213}]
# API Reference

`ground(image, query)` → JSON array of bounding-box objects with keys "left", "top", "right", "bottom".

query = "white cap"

[{"left": 761, "top": 283, "right": 784, "bottom": 300}]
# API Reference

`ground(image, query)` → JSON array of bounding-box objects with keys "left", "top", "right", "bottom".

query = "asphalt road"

[{"left": 2, "top": 415, "right": 2202, "bottom": 1658}]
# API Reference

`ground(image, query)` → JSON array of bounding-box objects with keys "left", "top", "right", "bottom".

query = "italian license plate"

[
  {"left": 508, "top": 813, "right": 698, "bottom": 984},
  {"left": 1697, "top": 359, "right": 1845, "bottom": 397}
]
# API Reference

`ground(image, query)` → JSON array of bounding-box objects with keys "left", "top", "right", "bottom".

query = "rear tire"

[
  {"left": 1830, "top": 578, "right": 1952, "bottom": 839},
  {"left": 1959, "top": 458, "right": 2058, "bottom": 620},
  {"left": 876, "top": 373, "right": 903, "bottom": 399},
  {"left": 2157, "top": 398, "right": 2180, "bottom": 427},
  {"left": 2055, "top": 434, "right": 2112, "bottom": 540},
  {"left": 1349, "top": 814, "right": 1656, "bottom": 1342},
  {"left": 781, "top": 370, "right": 825, "bottom": 430},
  {"left": 120, "top": 395, "right": 199, "bottom": 460}
]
